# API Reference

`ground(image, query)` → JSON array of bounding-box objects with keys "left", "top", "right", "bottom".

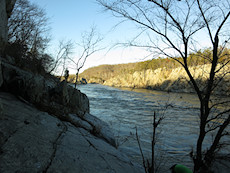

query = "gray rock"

[
  {"left": 0, "top": 0, "right": 8, "bottom": 55},
  {"left": 66, "top": 113, "right": 117, "bottom": 147},
  {"left": 47, "top": 127, "right": 140, "bottom": 173},
  {"left": 0, "top": 92, "right": 143, "bottom": 173},
  {"left": 6, "top": 0, "right": 16, "bottom": 17},
  {"left": 67, "top": 114, "right": 93, "bottom": 131},
  {"left": 52, "top": 80, "right": 69, "bottom": 105},
  {"left": 83, "top": 113, "right": 117, "bottom": 147},
  {"left": 0, "top": 59, "right": 3, "bottom": 87},
  {"left": 1, "top": 61, "right": 116, "bottom": 147},
  {"left": 67, "top": 84, "right": 90, "bottom": 114},
  {"left": 1, "top": 62, "right": 89, "bottom": 115}
]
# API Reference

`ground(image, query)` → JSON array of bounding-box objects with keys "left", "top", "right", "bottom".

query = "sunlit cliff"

[{"left": 79, "top": 62, "right": 230, "bottom": 96}]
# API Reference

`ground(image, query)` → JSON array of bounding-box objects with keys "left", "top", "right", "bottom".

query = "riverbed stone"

[{"left": 0, "top": 92, "right": 143, "bottom": 173}]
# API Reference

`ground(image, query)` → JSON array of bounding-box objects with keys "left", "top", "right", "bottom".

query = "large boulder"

[
  {"left": 1, "top": 61, "right": 90, "bottom": 116},
  {"left": 67, "top": 85, "right": 89, "bottom": 114},
  {"left": 47, "top": 80, "right": 89, "bottom": 115},
  {"left": 0, "top": 61, "right": 118, "bottom": 147},
  {"left": 82, "top": 113, "right": 117, "bottom": 147}
]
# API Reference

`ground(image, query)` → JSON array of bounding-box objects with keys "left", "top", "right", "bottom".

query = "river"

[{"left": 76, "top": 84, "right": 228, "bottom": 172}]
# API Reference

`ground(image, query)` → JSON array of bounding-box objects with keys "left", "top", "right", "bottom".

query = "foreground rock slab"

[{"left": 0, "top": 92, "right": 143, "bottom": 173}]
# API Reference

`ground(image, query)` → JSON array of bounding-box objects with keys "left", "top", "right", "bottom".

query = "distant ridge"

[{"left": 68, "top": 49, "right": 230, "bottom": 95}]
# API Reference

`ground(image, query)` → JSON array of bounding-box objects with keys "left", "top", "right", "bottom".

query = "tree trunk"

[
  {"left": 151, "top": 112, "right": 156, "bottom": 173},
  {"left": 194, "top": 102, "right": 206, "bottom": 172},
  {"left": 204, "top": 115, "right": 230, "bottom": 168},
  {"left": 194, "top": 35, "right": 220, "bottom": 172}
]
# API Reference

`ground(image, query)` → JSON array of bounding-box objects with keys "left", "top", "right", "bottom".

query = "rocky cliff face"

[
  {"left": 0, "top": 0, "right": 8, "bottom": 54},
  {"left": 0, "top": 0, "right": 16, "bottom": 54},
  {"left": 1, "top": 60, "right": 89, "bottom": 116},
  {"left": 0, "top": 59, "right": 144, "bottom": 172},
  {"left": 0, "top": 57, "right": 145, "bottom": 172},
  {"left": 104, "top": 64, "right": 230, "bottom": 95},
  {"left": 0, "top": 61, "right": 2, "bottom": 87},
  {"left": 0, "top": 0, "right": 16, "bottom": 87}
]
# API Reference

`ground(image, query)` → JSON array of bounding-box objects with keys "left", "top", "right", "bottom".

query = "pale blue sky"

[
  {"left": 28, "top": 0, "right": 213, "bottom": 74},
  {"left": 30, "top": 1, "right": 116, "bottom": 41},
  {"left": 29, "top": 0, "right": 149, "bottom": 73}
]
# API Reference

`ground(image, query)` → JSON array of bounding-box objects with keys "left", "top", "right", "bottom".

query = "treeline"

[
  {"left": 5, "top": 0, "right": 53, "bottom": 75},
  {"left": 75, "top": 47, "right": 230, "bottom": 84},
  {"left": 76, "top": 48, "right": 230, "bottom": 83},
  {"left": 4, "top": 0, "right": 100, "bottom": 81},
  {"left": 79, "top": 63, "right": 136, "bottom": 83},
  {"left": 77, "top": 59, "right": 177, "bottom": 83}
]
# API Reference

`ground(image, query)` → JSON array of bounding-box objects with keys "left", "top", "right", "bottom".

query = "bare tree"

[
  {"left": 8, "top": 0, "right": 50, "bottom": 56},
  {"left": 69, "top": 27, "right": 103, "bottom": 88},
  {"left": 49, "top": 40, "right": 74, "bottom": 75},
  {"left": 136, "top": 111, "right": 164, "bottom": 173},
  {"left": 97, "top": 0, "right": 230, "bottom": 172}
]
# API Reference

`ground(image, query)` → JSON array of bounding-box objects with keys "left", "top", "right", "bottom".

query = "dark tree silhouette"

[
  {"left": 8, "top": 0, "right": 50, "bottom": 57},
  {"left": 49, "top": 40, "right": 74, "bottom": 75},
  {"left": 97, "top": 0, "right": 230, "bottom": 172}
]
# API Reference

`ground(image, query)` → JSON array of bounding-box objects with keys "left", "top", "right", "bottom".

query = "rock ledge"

[{"left": 0, "top": 92, "right": 142, "bottom": 173}]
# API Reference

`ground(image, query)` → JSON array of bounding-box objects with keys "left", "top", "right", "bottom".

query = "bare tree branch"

[
  {"left": 97, "top": 0, "right": 230, "bottom": 172},
  {"left": 68, "top": 27, "right": 103, "bottom": 88}
]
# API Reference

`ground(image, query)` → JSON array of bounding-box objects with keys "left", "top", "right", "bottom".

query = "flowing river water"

[{"left": 76, "top": 84, "right": 228, "bottom": 172}]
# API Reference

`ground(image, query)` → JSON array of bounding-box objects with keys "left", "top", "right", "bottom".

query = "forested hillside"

[
  {"left": 73, "top": 48, "right": 226, "bottom": 83},
  {"left": 77, "top": 59, "right": 178, "bottom": 84},
  {"left": 69, "top": 48, "right": 230, "bottom": 95}
]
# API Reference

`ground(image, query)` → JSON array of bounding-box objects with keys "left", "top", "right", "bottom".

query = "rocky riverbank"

[
  {"left": 103, "top": 64, "right": 230, "bottom": 95},
  {"left": 79, "top": 61, "right": 230, "bottom": 96},
  {"left": 0, "top": 60, "right": 143, "bottom": 172},
  {"left": 0, "top": 1, "right": 143, "bottom": 171},
  {"left": 0, "top": 92, "right": 142, "bottom": 173}
]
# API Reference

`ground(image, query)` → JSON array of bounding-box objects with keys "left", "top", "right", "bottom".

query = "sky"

[
  {"left": 29, "top": 0, "right": 151, "bottom": 73},
  {"left": 28, "top": 0, "right": 215, "bottom": 74}
]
